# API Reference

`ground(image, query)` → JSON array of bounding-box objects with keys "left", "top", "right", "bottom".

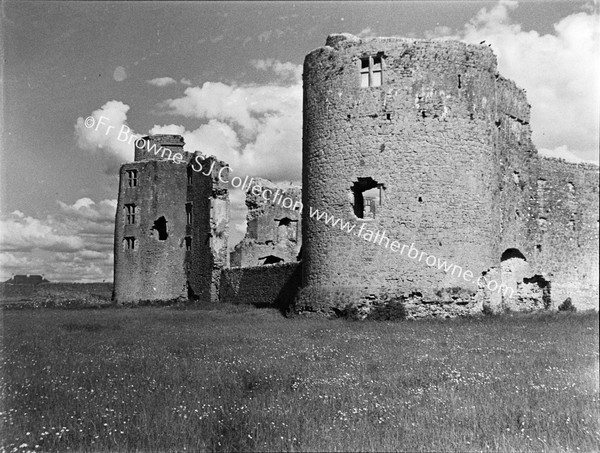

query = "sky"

[{"left": 0, "top": 0, "right": 598, "bottom": 282}]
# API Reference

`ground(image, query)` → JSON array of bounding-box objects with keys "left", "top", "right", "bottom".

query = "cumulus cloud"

[
  {"left": 74, "top": 101, "right": 139, "bottom": 171},
  {"left": 539, "top": 146, "right": 599, "bottom": 165},
  {"left": 0, "top": 198, "right": 117, "bottom": 281},
  {"left": 150, "top": 62, "right": 302, "bottom": 239},
  {"left": 0, "top": 210, "right": 85, "bottom": 253},
  {"left": 430, "top": 0, "right": 599, "bottom": 163},
  {"left": 147, "top": 77, "right": 177, "bottom": 87},
  {"left": 57, "top": 198, "right": 117, "bottom": 222},
  {"left": 157, "top": 63, "right": 303, "bottom": 182},
  {"left": 250, "top": 58, "right": 302, "bottom": 83},
  {"left": 357, "top": 28, "right": 376, "bottom": 38}
]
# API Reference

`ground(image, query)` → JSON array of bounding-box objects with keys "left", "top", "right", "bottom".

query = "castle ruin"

[{"left": 113, "top": 34, "right": 599, "bottom": 317}]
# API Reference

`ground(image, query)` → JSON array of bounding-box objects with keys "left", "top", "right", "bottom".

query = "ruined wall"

[
  {"left": 230, "top": 178, "right": 302, "bottom": 267},
  {"left": 113, "top": 135, "right": 229, "bottom": 304},
  {"left": 186, "top": 156, "right": 230, "bottom": 302},
  {"left": 533, "top": 158, "right": 599, "bottom": 310},
  {"left": 299, "top": 34, "right": 513, "bottom": 314},
  {"left": 220, "top": 262, "right": 301, "bottom": 308}
]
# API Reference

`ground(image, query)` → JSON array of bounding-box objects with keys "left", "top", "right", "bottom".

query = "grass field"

[{"left": 1, "top": 305, "right": 598, "bottom": 452}]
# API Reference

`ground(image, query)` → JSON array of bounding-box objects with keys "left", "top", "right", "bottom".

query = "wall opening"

[
  {"left": 126, "top": 170, "right": 138, "bottom": 188},
  {"left": 152, "top": 216, "right": 168, "bottom": 240},
  {"left": 501, "top": 248, "right": 527, "bottom": 261},
  {"left": 360, "top": 54, "right": 383, "bottom": 87},
  {"left": 500, "top": 248, "right": 532, "bottom": 306},
  {"left": 187, "top": 167, "right": 193, "bottom": 185},
  {"left": 185, "top": 236, "right": 192, "bottom": 251},
  {"left": 275, "top": 217, "right": 298, "bottom": 243},
  {"left": 260, "top": 255, "right": 284, "bottom": 265},
  {"left": 123, "top": 236, "right": 136, "bottom": 250},
  {"left": 185, "top": 203, "right": 193, "bottom": 225},
  {"left": 352, "top": 177, "right": 385, "bottom": 219}
]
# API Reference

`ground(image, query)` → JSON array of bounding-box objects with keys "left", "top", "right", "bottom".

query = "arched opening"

[
  {"left": 500, "top": 248, "right": 530, "bottom": 301},
  {"left": 501, "top": 248, "right": 527, "bottom": 261}
]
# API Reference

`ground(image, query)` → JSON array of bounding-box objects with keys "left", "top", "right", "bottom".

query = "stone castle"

[{"left": 113, "top": 34, "right": 599, "bottom": 317}]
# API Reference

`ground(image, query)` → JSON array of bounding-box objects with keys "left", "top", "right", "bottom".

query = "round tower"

[{"left": 299, "top": 33, "right": 507, "bottom": 315}]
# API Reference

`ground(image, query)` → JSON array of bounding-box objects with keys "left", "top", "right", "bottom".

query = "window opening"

[
  {"left": 125, "top": 204, "right": 136, "bottom": 224},
  {"left": 352, "top": 177, "right": 385, "bottom": 219},
  {"left": 360, "top": 55, "right": 383, "bottom": 87},
  {"left": 126, "top": 170, "right": 138, "bottom": 187},
  {"left": 151, "top": 216, "right": 168, "bottom": 240},
  {"left": 185, "top": 203, "right": 193, "bottom": 225}
]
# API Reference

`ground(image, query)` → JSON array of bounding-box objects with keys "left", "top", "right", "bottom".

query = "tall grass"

[{"left": 1, "top": 306, "right": 598, "bottom": 452}]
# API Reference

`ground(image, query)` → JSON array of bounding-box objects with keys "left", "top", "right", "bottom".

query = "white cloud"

[
  {"left": 0, "top": 211, "right": 84, "bottom": 253},
  {"left": 435, "top": 0, "right": 599, "bottom": 163},
  {"left": 147, "top": 77, "right": 177, "bottom": 87},
  {"left": 152, "top": 64, "right": 302, "bottom": 239},
  {"left": 250, "top": 58, "right": 302, "bottom": 83},
  {"left": 0, "top": 198, "right": 117, "bottom": 281},
  {"left": 539, "top": 145, "right": 599, "bottom": 165},
  {"left": 157, "top": 63, "right": 303, "bottom": 182},
  {"left": 180, "top": 78, "right": 192, "bottom": 86},
  {"left": 74, "top": 100, "right": 139, "bottom": 170},
  {"left": 357, "top": 28, "right": 375, "bottom": 38}
]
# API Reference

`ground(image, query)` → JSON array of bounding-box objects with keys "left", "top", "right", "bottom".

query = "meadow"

[{"left": 1, "top": 304, "right": 598, "bottom": 452}]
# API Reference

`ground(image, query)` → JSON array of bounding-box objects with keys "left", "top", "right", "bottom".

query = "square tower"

[{"left": 113, "top": 135, "right": 229, "bottom": 304}]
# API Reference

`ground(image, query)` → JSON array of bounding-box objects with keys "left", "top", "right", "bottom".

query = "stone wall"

[
  {"left": 533, "top": 157, "right": 599, "bottom": 310},
  {"left": 300, "top": 34, "right": 512, "bottom": 314},
  {"left": 230, "top": 178, "right": 302, "bottom": 267},
  {"left": 220, "top": 262, "right": 301, "bottom": 309},
  {"left": 297, "top": 33, "right": 599, "bottom": 316},
  {"left": 113, "top": 136, "right": 229, "bottom": 304}
]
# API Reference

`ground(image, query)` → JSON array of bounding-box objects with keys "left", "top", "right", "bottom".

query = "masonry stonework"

[
  {"left": 296, "top": 34, "right": 598, "bottom": 316},
  {"left": 230, "top": 178, "right": 302, "bottom": 267},
  {"left": 113, "top": 34, "right": 598, "bottom": 317},
  {"left": 113, "top": 135, "right": 229, "bottom": 304}
]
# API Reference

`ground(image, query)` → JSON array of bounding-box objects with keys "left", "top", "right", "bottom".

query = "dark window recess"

[
  {"left": 124, "top": 237, "right": 136, "bottom": 250},
  {"left": 152, "top": 216, "right": 168, "bottom": 240},
  {"left": 275, "top": 217, "right": 298, "bottom": 242},
  {"left": 259, "top": 255, "right": 284, "bottom": 265},
  {"left": 360, "top": 55, "right": 383, "bottom": 87},
  {"left": 352, "top": 177, "right": 385, "bottom": 219},
  {"left": 185, "top": 236, "right": 192, "bottom": 251},
  {"left": 187, "top": 167, "right": 193, "bottom": 185},
  {"left": 185, "top": 203, "right": 193, "bottom": 225},
  {"left": 126, "top": 170, "right": 138, "bottom": 187},
  {"left": 125, "top": 204, "right": 136, "bottom": 224},
  {"left": 501, "top": 248, "right": 526, "bottom": 261}
]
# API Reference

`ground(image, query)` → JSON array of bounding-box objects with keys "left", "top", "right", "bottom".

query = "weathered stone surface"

[
  {"left": 230, "top": 178, "right": 302, "bottom": 267},
  {"left": 113, "top": 135, "right": 229, "bottom": 304},
  {"left": 220, "top": 262, "right": 301, "bottom": 309},
  {"left": 296, "top": 33, "right": 598, "bottom": 316}
]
